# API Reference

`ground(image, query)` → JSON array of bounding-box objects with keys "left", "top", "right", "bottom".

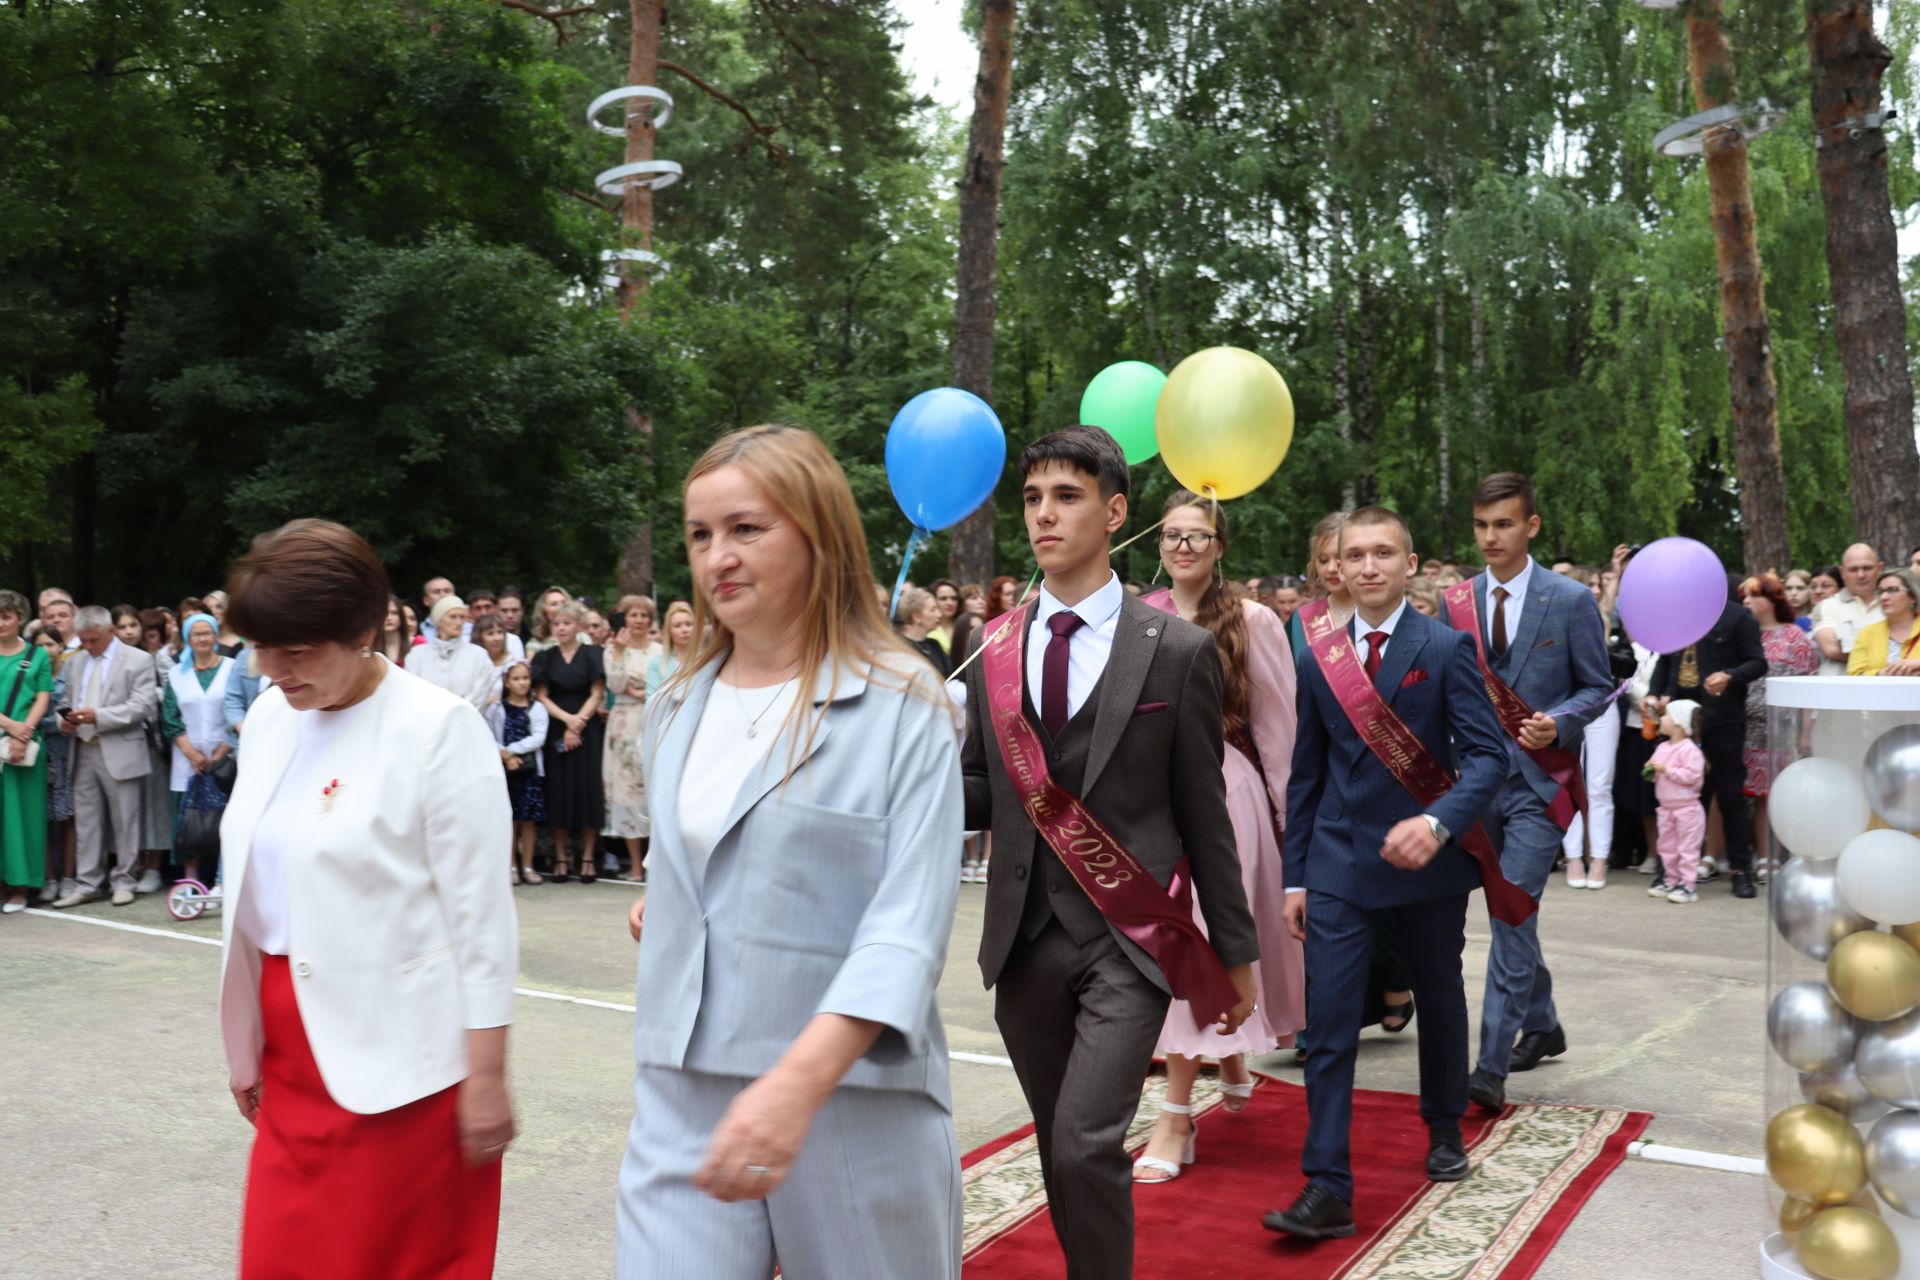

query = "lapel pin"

[{"left": 1145, "top": 627, "right": 1158, "bottom": 637}]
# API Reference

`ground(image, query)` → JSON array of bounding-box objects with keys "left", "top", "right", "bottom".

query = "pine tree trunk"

[
  {"left": 614, "top": 0, "right": 663, "bottom": 597},
  {"left": 1687, "top": 0, "right": 1791, "bottom": 574},
  {"left": 1809, "top": 0, "right": 1918, "bottom": 561},
  {"left": 946, "top": 0, "right": 1015, "bottom": 588}
]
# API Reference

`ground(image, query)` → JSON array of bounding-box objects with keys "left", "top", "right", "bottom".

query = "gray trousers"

[
  {"left": 1477, "top": 779, "right": 1563, "bottom": 1076},
  {"left": 614, "top": 1065, "right": 960, "bottom": 1280},
  {"left": 994, "top": 920, "right": 1171, "bottom": 1280},
  {"left": 72, "top": 747, "right": 143, "bottom": 895}
]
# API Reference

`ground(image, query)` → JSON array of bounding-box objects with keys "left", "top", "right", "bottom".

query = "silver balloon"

[
  {"left": 1771, "top": 981, "right": 1861, "bottom": 1073},
  {"left": 1868, "top": 1111, "right": 1920, "bottom": 1217},
  {"left": 1801, "top": 1060, "right": 1894, "bottom": 1123},
  {"left": 1857, "top": 1006, "right": 1920, "bottom": 1110},
  {"left": 1865, "top": 723, "right": 1920, "bottom": 833},
  {"left": 1773, "top": 856, "right": 1876, "bottom": 962}
]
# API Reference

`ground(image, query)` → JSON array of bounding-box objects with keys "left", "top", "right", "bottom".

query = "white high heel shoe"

[{"left": 1132, "top": 1102, "right": 1198, "bottom": 1183}]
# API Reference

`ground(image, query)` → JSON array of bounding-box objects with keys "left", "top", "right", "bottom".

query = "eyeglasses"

[{"left": 1160, "top": 530, "right": 1218, "bottom": 552}]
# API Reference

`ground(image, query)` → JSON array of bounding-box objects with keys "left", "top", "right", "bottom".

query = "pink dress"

[{"left": 1144, "top": 595, "right": 1308, "bottom": 1057}]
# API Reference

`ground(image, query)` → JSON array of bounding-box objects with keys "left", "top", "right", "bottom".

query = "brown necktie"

[{"left": 1491, "top": 586, "right": 1510, "bottom": 658}]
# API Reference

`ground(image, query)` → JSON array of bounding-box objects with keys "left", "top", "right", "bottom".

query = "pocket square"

[
  {"left": 1399, "top": 670, "right": 1430, "bottom": 689},
  {"left": 1133, "top": 700, "right": 1170, "bottom": 717},
  {"left": 1534, "top": 638, "right": 1556, "bottom": 649}
]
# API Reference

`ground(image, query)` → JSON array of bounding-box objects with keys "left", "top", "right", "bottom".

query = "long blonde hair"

[
  {"left": 530, "top": 584, "right": 574, "bottom": 643},
  {"left": 1304, "top": 511, "right": 1347, "bottom": 598},
  {"left": 661, "top": 424, "right": 928, "bottom": 774}
]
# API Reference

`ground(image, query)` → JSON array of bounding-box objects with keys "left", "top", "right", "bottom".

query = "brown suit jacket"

[{"left": 962, "top": 591, "right": 1258, "bottom": 990}]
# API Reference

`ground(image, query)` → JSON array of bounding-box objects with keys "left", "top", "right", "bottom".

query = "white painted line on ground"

[
  {"left": 514, "top": 986, "right": 638, "bottom": 1013},
  {"left": 20, "top": 902, "right": 1023, "bottom": 1070},
  {"left": 1627, "top": 1140, "right": 1765, "bottom": 1176},
  {"left": 23, "top": 906, "right": 222, "bottom": 945},
  {"left": 951, "top": 1050, "right": 1018, "bottom": 1068}
]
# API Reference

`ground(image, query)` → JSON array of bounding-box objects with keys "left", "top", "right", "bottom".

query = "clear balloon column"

[{"left": 1765, "top": 676, "right": 1920, "bottom": 1279}]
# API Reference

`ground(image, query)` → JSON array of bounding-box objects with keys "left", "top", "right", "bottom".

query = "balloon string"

[
  {"left": 944, "top": 569, "right": 1039, "bottom": 686},
  {"left": 889, "top": 527, "right": 929, "bottom": 624},
  {"left": 1112, "top": 514, "right": 1169, "bottom": 556}
]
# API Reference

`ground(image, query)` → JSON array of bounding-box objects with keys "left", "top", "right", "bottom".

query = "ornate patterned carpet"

[{"left": 960, "top": 1074, "right": 1650, "bottom": 1279}]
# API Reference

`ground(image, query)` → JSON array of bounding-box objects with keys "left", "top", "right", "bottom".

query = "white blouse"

[
  {"left": 234, "top": 700, "right": 371, "bottom": 955},
  {"left": 676, "top": 677, "right": 800, "bottom": 882}
]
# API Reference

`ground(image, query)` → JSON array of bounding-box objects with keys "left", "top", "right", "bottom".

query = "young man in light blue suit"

[{"left": 1459, "top": 473, "right": 1614, "bottom": 1109}]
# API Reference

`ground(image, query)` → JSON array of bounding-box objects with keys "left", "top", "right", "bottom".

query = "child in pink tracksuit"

[{"left": 1648, "top": 699, "right": 1707, "bottom": 904}]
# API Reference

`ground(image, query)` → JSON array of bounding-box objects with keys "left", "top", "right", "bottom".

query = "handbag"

[
  {"left": 209, "top": 751, "right": 238, "bottom": 796},
  {"left": 1, "top": 653, "right": 42, "bottom": 769}
]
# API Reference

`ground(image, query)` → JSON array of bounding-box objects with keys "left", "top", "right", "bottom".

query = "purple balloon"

[{"left": 1617, "top": 537, "right": 1728, "bottom": 653}]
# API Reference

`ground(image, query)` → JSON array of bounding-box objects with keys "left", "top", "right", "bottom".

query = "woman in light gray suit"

[{"left": 616, "top": 425, "right": 964, "bottom": 1280}]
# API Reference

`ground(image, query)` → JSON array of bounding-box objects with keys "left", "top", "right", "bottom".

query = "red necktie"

[
  {"left": 1364, "top": 631, "right": 1388, "bottom": 681},
  {"left": 1042, "top": 611, "right": 1085, "bottom": 737}
]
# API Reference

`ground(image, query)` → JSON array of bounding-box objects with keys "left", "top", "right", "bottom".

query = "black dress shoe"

[
  {"left": 1510, "top": 1025, "right": 1567, "bottom": 1073},
  {"left": 1262, "top": 1183, "right": 1356, "bottom": 1239},
  {"left": 1732, "top": 870, "right": 1757, "bottom": 899},
  {"left": 1427, "top": 1123, "right": 1470, "bottom": 1182},
  {"left": 1469, "top": 1068, "right": 1505, "bottom": 1112}
]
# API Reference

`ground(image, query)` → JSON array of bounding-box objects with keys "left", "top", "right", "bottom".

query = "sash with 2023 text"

[
  {"left": 1442, "top": 580, "right": 1587, "bottom": 832},
  {"left": 981, "top": 602, "right": 1240, "bottom": 1026},
  {"left": 1298, "top": 599, "right": 1536, "bottom": 926}
]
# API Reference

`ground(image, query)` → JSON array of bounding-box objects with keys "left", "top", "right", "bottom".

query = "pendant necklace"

[{"left": 733, "top": 678, "right": 792, "bottom": 739}]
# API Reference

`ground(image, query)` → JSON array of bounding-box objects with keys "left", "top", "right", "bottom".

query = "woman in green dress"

[{"left": 0, "top": 590, "right": 53, "bottom": 912}]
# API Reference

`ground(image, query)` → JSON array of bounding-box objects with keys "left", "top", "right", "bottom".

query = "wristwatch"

[{"left": 1422, "top": 814, "right": 1450, "bottom": 845}]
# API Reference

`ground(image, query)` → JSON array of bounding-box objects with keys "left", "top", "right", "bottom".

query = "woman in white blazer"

[
  {"left": 615, "top": 426, "right": 964, "bottom": 1280},
  {"left": 219, "top": 519, "right": 519, "bottom": 1280}
]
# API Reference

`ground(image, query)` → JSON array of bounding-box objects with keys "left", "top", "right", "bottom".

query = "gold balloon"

[
  {"left": 1154, "top": 347, "right": 1294, "bottom": 501},
  {"left": 1769, "top": 1104, "right": 1868, "bottom": 1205},
  {"left": 1783, "top": 1196, "right": 1823, "bottom": 1238},
  {"left": 1894, "top": 922, "right": 1920, "bottom": 951},
  {"left": 1829, "top": 932, "right": 1920, "bottom": 1022},
  {"left": 1794, "top": 1206, "right": 1900, "bottom": 1280}
]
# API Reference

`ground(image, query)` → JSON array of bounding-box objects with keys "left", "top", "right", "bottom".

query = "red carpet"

[{"left": 960, "top": 1076, "right": 1650, "bottom": 1280}]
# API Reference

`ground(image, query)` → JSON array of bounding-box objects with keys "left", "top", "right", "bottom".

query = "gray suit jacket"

[
  {"left": 962, "top": 592, "right": 1258, "bottom": 991},
  {"left": 61, "top": 642, "right": 156, "bottom": 782},
  {"left": 631, "top": 653, "right": 962, "bottom": 1106},
  {"left": 1467, "top": 560, "right": 1615, "bottom": 805}
]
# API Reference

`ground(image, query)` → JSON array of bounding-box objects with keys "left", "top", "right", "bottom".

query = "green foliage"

[{"left": 3, "top": 0, "right": 1913, "bottom": 604}]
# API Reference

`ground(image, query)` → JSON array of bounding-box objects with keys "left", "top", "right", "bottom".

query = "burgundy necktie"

[
  {"left": 1491, "top": 586, "right": 1510, "bottom": 657},
  {"left": 1364, "top": 631, "right": 1388, "bottom": 682},
  {"left": 1042, "top": 611, "right": 1086, "bottom": 737}
]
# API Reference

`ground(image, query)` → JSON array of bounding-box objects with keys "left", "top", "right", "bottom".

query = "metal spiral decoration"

[{"left": 588, "top": 84, "right": 680, "bottom": 284}]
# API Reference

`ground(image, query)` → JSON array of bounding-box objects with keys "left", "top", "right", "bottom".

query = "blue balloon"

[{"left": 884, "top": 388, "right": 1006, "bottom": 531}]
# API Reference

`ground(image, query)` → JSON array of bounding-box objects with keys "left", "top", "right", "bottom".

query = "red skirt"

[{"left": 240, "top": 955, "right": 501, "bottom": 1279}]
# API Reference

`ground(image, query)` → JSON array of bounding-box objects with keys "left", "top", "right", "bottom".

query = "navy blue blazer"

[
  {"left": 1284, "top": 605, "right": 1511, "bottom": 909},
  {"left": 1463, "top": 561, "right": 1615, "bottom": 805}
]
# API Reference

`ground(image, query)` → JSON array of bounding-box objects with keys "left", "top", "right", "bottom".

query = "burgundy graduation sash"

[
  {"left": 981, "top": 601, "right": 1240, "bottom": 1025},
  {"left": 1442, "top": 580, "right": 1587, "bottom": 832},
  {"left": 1297, "top": 599, "right": 1536, "bottom": 926}
]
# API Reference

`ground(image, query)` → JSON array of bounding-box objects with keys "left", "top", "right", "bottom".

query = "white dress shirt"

[
  {"left": 678, "top": 677, "right": 800, "bottom": 883},
  {"left": 234, "top": 699, "right": 371, "bottom": 955},
  {"left": 1483, "top": 557, "right": 1536, "bottom": 651},
  {"left": 1351, "top": 599, "right": 1410, "bottom": 659},
  {"left": 1025, "top": 572, "right": 1125, "bottom": 722}
]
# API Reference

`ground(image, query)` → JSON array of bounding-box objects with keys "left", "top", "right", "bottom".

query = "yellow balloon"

[
  {"left": 1895, "top": 922, "right": 1920, "bottom": 951},
  {"left": 1768, "top": 1104, "right": 1868, "bottom": 1205},
  {"left": 1154, "top": 347, "right": 1294, "bottom": 501},
  {"left": 1829, "top": 931, "right": 1920, "bottom": 1022},
  {"left": 1795, "top": 1206, "right": 1900, "bottom": 1280}
]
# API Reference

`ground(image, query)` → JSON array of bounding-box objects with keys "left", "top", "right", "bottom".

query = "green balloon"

[{"left": 1080, "top": 360, "right": 1167, "bottom": 465}]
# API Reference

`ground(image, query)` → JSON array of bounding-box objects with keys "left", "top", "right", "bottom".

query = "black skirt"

[
  {"left": 1614, "top": 723, "right": 1658, "bottom": 816},
  {"left": 542, "top": 719, "right": 605, "bottom": 829}
]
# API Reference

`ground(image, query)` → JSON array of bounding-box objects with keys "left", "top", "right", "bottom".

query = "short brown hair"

[
  {"left": 1739, "top": 573, "right": 1793, "bottom": 626},
  {"left": 1341, "top": 505, "right": 1414, "bottom": 555},
  {"left": 226, "top": 519, "right": 391, "bottom": 649},
  {"left": 1471, "top": 472, "right": 1537, "bottom": 518}
]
